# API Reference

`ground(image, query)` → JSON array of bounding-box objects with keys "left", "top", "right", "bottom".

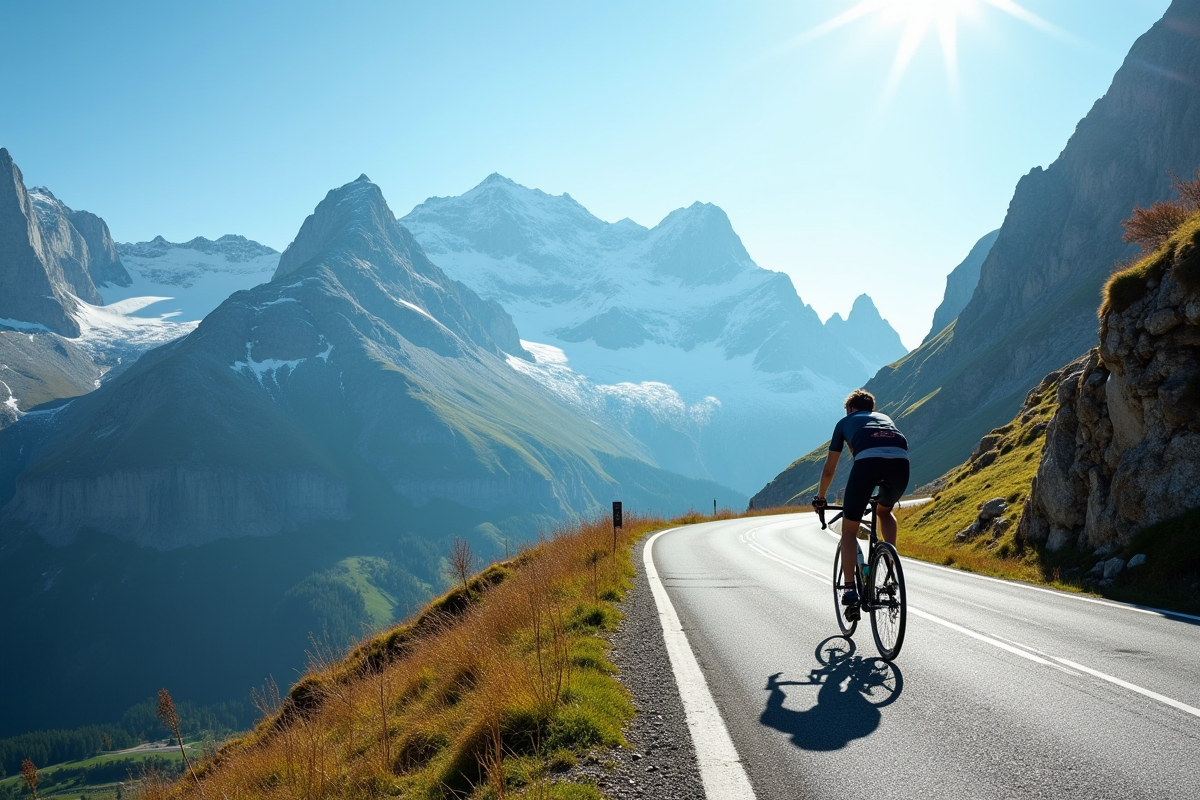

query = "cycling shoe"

[{"left": 841, "top": 588, "right": 860, "bottom": 607}]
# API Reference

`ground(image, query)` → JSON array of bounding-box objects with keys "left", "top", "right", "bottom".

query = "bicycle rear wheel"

[
  {"left": 868, "top": 542, "right": 906, "bottom": 661},
  {"left": 832, "top": 545, "right": 858, "bottom": 637}
]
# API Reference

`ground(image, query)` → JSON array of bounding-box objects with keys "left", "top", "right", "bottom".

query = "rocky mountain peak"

[
  {"left": 27, "top": 183, "right": 131, "bottom": 295},
  {"left": 848, "top": 293, "right": 879, "bottom": 319},
  {"left": 272, "top": 175, "right": 527, "bottom": 359},
  {"left": 824, "top": 293, "right": 908, "bottom": 374},
  {"left": 273, "top": 175, "right": 403, "bottom": 281},
  {"left": 924, "top": 229, "right": 999, "bottom": 344},
  {"left": 648, "top": 202, "right": 754, "bottom": 285},
  {"left": 0, "top": 148, "right": 80, "bottom": 335}
]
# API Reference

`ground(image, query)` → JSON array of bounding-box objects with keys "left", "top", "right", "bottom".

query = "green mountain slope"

[{"left": 0, "top": 175, "right": 744, "bottom": 737}]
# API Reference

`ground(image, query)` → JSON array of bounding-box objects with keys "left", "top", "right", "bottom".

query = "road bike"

[{"left": 816, "top": 496, "right": 907, "bottom": 661}]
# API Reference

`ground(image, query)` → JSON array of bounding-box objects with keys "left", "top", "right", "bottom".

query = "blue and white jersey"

[{"left": 829, "top": 410, "right": 909, "bottom": 461}]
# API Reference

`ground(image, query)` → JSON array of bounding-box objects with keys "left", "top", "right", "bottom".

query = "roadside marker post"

[{"left": 612, "top": 501, "right": 622, "bottom": 556}]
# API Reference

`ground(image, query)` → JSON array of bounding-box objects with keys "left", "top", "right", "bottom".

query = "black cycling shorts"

[{"left": 842, "top": 457, "right": 910, "bottom": 523}]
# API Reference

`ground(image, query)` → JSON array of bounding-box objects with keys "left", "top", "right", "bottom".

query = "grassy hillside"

[
  {"left": 137, "top": 513, "right": 683, "bottom": 800},
  {"left": 894, "top": 373, "right": 1058, "bottom": 584}
]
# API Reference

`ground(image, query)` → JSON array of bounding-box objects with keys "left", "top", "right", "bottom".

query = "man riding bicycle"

[{"left": 812, "top": 390, "right": 910, "bottom": 617}]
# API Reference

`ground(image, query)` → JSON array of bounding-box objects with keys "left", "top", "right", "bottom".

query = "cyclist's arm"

[{"left": 817, "top": 449, "right": 840, "bottom": 501}]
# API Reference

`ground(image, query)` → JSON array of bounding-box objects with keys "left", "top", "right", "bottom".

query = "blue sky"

[{"left": 0, "top": 0, "right": 1172, "bottom": 347}]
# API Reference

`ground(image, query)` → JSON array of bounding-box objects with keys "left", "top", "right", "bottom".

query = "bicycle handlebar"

[{"left": 814, "top": 503, "right": 845, "bottom": 530}]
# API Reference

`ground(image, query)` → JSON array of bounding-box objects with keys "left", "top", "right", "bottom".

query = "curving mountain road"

[{"left": 647, "top": 513, "right": 1200, "bottom": 800}]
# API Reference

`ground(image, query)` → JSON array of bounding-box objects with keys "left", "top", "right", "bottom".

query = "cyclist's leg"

[
  {"left": 873, "top": 459, "right": 911, "bottom": 547},
  {"left": 840, "top": 459, "right": 876, "bottom": 586},
  {"left": 877, "top": 506, "right": 897, "bottom": 546},
  {"left": 840, "top": 521, "right": 860, "bottom": 586}
]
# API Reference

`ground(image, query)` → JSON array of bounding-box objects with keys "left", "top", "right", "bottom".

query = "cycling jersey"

[{"left": 829, "top": 410, "right": 908, "bottom": 461}]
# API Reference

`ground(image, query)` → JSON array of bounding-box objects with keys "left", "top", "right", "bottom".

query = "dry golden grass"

[{"left": 144, "top": 512, "right": 692, "bottom": 800}]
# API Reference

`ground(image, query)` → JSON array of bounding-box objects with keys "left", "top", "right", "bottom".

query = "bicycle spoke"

[{"left": 869, "top": 543, "right": 907, "bottom": 661}]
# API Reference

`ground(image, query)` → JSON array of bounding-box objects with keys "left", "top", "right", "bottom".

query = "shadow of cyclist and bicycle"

[{"left": 759, "top": 635, "right": 903, "bottom": 751}]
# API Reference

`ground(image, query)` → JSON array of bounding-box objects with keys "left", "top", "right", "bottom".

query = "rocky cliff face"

[
  {"left": 29, "top": 186, "right": 133, "bottom": 301},
  {"left": 1019, "top": 234, "right": 1200, "bottom": 552},
  {"left": 924, "top": 230, "right": 998, "bottom": 343},
  {"left": 860, "top": 0, "right": 1200, "bottom": 484},
  {"left": 0, "top": 149, "right": 80, "bottom": 335}
]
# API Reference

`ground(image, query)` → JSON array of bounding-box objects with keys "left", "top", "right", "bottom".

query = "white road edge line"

[
  {"left": 1051, "top": 657, "right": 1200, "bottom": 719},
  {"left": 644, "top": 528, "right": 758, "bottom": 800}
]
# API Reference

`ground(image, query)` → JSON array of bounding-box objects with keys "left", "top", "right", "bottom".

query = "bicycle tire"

[
  {"left": 868, "top": 542, "right": 907, "bottom": 661},
  {"left": 832, "top": 545, "right": 858, "bottom": 637}
]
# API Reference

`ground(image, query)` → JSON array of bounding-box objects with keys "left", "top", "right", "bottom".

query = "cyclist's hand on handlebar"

[{"left": 812, "top": 496, "right": 827, "bottom": 510}]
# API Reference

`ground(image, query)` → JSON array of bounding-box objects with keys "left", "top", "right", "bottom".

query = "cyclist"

[{"left": 812, "top": 389, "right": 909, "bottom": 618}]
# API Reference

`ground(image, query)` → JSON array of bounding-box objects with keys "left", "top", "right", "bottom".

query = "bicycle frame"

[{"left": 817, "top": 498, "right": 883, "bottom": 609}]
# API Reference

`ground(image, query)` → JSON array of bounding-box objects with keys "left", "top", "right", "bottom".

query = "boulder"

[
  {"left": 1127, "top": 553, "right": 1148, "bottom": 569},
  {"left": 1102, "top": 557, "right": 1126, "bottom": 579},
  {"left": 979, "top": 498, "right": 1008, "bottom": 523}
]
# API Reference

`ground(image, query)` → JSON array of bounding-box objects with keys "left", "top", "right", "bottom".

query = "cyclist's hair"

[{"left": 844, "top": 389, "right": 875, "bottom": 413}]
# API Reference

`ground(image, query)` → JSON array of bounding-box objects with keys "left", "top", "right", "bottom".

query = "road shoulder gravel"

[{"left": 571, "top": 542, "right": 707, "bottom": 799}]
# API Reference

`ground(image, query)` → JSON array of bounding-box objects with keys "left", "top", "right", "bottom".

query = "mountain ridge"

[
  {"left": 749, "top": 0, "right": 1200, "bottom": 506},
  {"left": 401, "top": 174, "right": 908, "bottom": 491}
]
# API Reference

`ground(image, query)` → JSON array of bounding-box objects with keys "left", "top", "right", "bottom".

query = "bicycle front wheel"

[
  {"left": 869, "top": 542, "right": 907, "bottom": 661},
  {"left": 832, "top": 544, "right": 858, "bottom": 637}
]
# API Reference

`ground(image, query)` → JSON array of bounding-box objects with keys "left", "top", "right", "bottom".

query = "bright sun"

[{"left": 802, "top": 0, "right": 1058, "bottom": 94}]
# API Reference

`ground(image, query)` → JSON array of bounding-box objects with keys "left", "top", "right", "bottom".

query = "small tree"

[
  {"left": 19, "top": 759, "right": 37, "bottom": 800},
  {"left": 156, "top": 688, "right": 202, "bottom": 791},
  {"left": 444, "top": 536, "right": 476, "bottom": 595}
]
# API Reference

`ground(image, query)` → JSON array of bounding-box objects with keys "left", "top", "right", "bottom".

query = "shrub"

[
  {"left": 1122, "top": 201, "right": 1192, "bottom": 252},
  {"left": 1122, "top": 168, "right": 1200, "bottom": 253}
]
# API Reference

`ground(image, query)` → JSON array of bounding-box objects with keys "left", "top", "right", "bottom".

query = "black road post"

[{"left": 612, "top": 501, "right": 623, "bottom": 556}]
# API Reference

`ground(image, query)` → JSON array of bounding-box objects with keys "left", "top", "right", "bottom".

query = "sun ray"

[
  {"left": 980, "top": 0, "right": 1064, "bottom": 37},
  {"left": 935, "top": 12, "right": 960, "bottom": 95},
  {"left": 797, "top": 0, "right": 890, "bottom": 44},
  {"left": 883, "top": 15, "right": 934, "bottom": 99}
]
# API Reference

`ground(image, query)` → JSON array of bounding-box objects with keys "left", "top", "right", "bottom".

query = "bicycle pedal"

[{"left": 844, "top": 606, "right": 860, "bottom": 622}]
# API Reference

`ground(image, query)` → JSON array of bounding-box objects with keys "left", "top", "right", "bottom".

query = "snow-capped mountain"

[
  {"left": 2, "top": 174, "right": 743, "bottom": 548},
  {"left": 0, "top": 148, "right": 284, "bottom": 425},
  {"left": 401, "top": 175, "right": 908, "bottom": 492},
  {"left": 111, "top": 234, "right": 280, "bottom": 321}
]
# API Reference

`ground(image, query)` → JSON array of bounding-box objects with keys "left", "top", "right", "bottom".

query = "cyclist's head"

[{"left": 844, "top": 389, "right": 875, "bottom": 414}]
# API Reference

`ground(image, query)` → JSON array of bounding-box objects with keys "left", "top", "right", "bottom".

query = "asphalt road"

[{"left": 649, "top": 513, "right": 1200, "bottom": 800}]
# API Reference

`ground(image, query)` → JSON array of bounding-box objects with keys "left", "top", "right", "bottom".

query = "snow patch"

[
  {"left": 508, "top": 340, "right": 730, "bottom": 427},
  {"left": 73, "top": 297, "right": 196, "bottom": 361},
  {"left": 1, "top": 379, "right": 20, "bottom": 416},
  {"left": 0, "top": 318, "right": 53, "bottom": 333},
  {"left": 255, "top": 297, "right": 300, "bottom": 310},
  {"left": 231, "top": 343, "right": 304, "bottom": 386}
]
